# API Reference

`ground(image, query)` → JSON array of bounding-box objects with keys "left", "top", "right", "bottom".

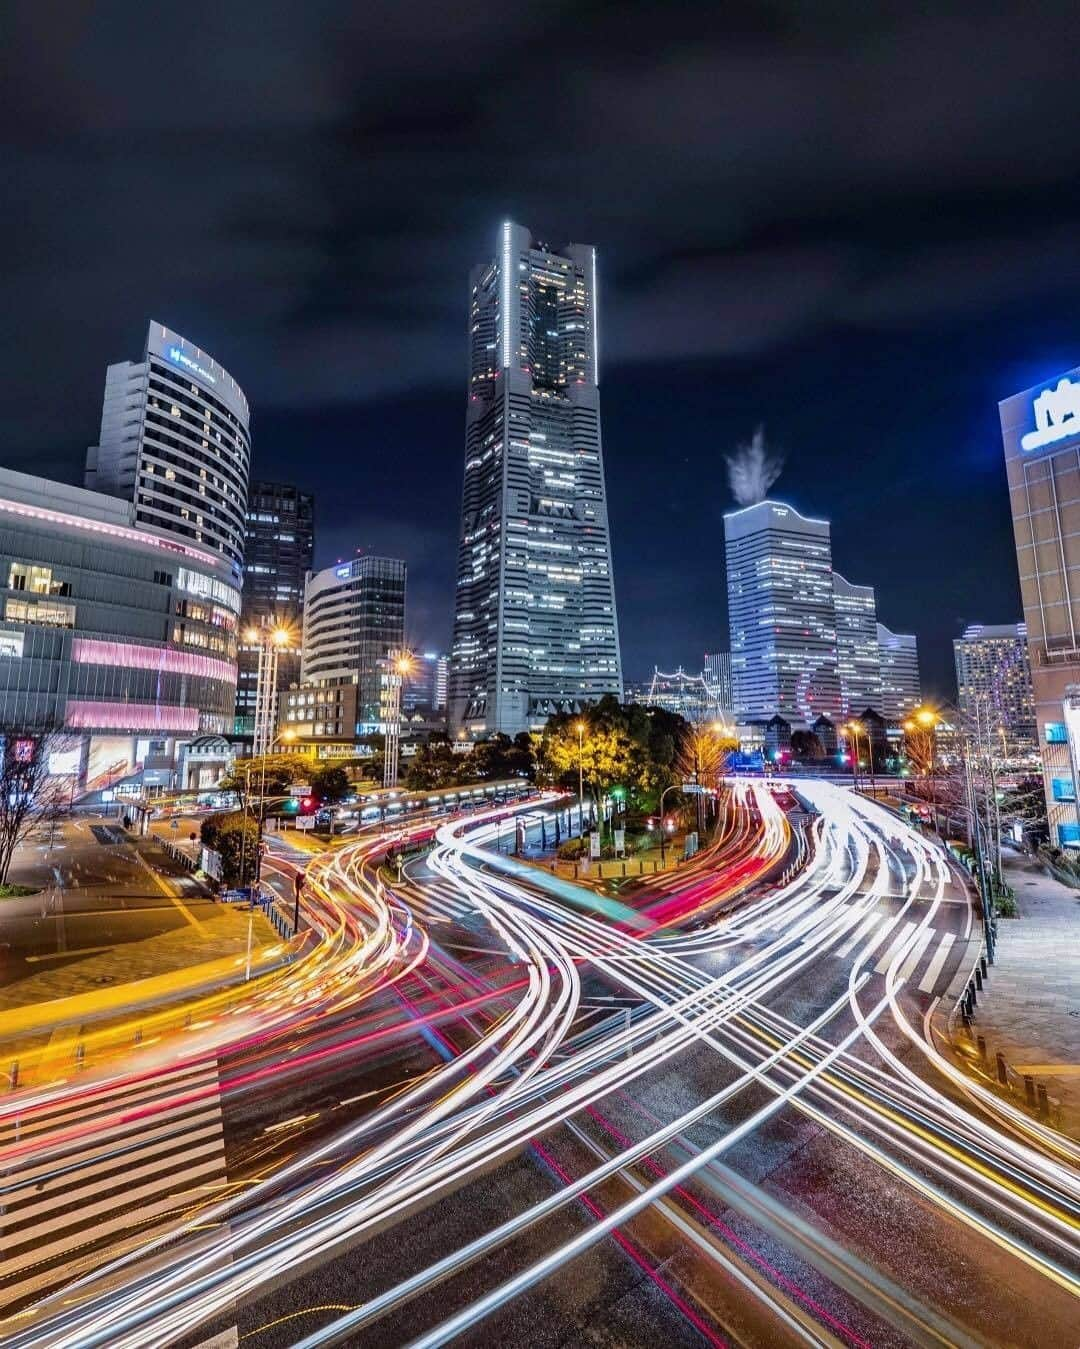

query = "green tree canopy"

[
  {"left": 200, "top": 810, "right": 260, "bottom": 887},
  {"left": 310, "top": 765, "right": 350, "bottom": 803},
  {"left": 219, "top": 754, "right": 304, "bottom": 797}
]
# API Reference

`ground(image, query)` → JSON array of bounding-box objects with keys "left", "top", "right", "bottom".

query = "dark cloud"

[{"left": 2, "top": 0, "right": 1079, "bottom": 689}]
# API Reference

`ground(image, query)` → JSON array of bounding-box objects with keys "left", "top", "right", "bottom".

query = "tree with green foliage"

[
  {"left": 310, "top": 764, "right": 350, "bottom": 803},
  {"left": 539, "top": 697, "right": 690, "bottom": 817},
  {"left": 218, "top": 754, "right": 303, "bottom": 799},
  {"left": 405, "top": 743, "right": 467, "bottom": 790},
  {"left": 200, "top": 810, "right": 261, "bottom": 888}
]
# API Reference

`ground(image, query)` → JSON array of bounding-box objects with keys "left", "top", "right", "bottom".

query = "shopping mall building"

[{"left": 0, "top": 322, "right": 248, "bottom": 793}]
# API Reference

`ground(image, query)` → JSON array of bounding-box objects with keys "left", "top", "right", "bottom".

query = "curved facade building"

[
  {"left": 0, "top": 467, "right": 240, "bottom": 789},
  {"left": 86, "top": 321, "right": 251, "bottom": 569}
]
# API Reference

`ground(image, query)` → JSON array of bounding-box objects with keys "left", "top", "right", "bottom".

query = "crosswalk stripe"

[
  {"left": 836, "top": 911, "right": 882, "bottom": 958},
  {"left": 0, "top": 1057, "right": 227, "bottom": 1312},
  {"left": 0, "top": 1155, "right": 226, "bottom": 1278},
  {"left": 895, "top": 927, "right": 935, "bottom": 983},
  {"left": 1, "top": 1091, "right": 224, "bottom": 1173},
  {"left": 6, "top": 1128, "right": 225, "bottom": 1221},
  {"left": 874, "top": 921, "right": 917, "bottom": 975},
  {"left": 918, "top": 932, "right": 956, "bottom": 993},
  {"left": 858, "top": 913, "right": 901, "bottom": 964},
  {"left": 2, "top": 1102, "right": 224, "bottom": 1189},
  {"left": 0, "top": 1065, "right": 220, "bottom": 1141}
]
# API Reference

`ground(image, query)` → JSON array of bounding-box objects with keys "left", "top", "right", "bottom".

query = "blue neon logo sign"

[
  {"left": 167, "top": 346, "right": 216, "bottom": 386},
  {"left": 335, "top": 565, "right": 351, "bottom": 578},
  {"left": 1022, "top": 377, "right": 1080, "bottom": 451}
]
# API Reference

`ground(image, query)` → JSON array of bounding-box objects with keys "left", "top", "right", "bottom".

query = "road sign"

[
  {"left": 295, "top": 816, "right": 315, "bottom": 832},
  {"left": 289, "top": 782, "right": 312, "bottom": 796},
  {"left": 588, "top": 833, "right": 601, "bottom": 859},
  {"left": 681, "top": 782, "right": 706, "bottom": 795},
  {"left": 614, "top": 828, "right": 626, "bottom": 857}
]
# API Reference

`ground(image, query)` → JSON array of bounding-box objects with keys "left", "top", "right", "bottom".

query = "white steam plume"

[{"left": 725, "top": 426, "right": 783, "bottom": 506}]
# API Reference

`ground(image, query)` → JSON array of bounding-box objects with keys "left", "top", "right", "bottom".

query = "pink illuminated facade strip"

[
  {"left": 72, "top": 638, "right": 236, "bottom": 686},
  {"left": 0, "top": 495, "right": 230, "bottom": 575},
  {"left": 65, "top": 701, "right": 201, "bottom": 733}
]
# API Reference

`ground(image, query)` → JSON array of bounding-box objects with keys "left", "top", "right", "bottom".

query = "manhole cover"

[{"left": 91, "top": 975, "right": 114, "bottom": 985}]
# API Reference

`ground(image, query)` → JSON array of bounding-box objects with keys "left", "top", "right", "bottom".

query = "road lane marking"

[
  {"left": 918, "top": 932, "right": 955, "bottom": 993},
  {"left": 874, "top": 920, "right": 917, "bottom": 975},
  {"left": 134, "top": 849, "right": 207, "bottom": 934},
  {"left": 25, "top": 944, "right": 115, "bottom": 964},
  {"left": 1013, "top": 1063, "right": 1080, "bottom": 1077},
  {"left": 858, "top": 912, "right": 900, "bottom": 963},
  {"left": 836, "top": 911, "right": 882, "bottom": 957},
  {"left": 895, "top": 927, "right": 935, "bottom": 983}
]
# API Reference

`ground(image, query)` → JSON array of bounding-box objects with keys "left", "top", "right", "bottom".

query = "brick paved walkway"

[{"left": 961, "top": 849, "right": 1080, "bottom": 1134}]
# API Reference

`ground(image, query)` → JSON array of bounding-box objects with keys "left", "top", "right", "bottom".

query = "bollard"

[
  {"left": 1025, "top": 1075, "right": 1036, "bottom": 1108},
  {"left": 75, "top": 1042, "right": 85, "bottom": 1070},
  {"left": 8, "top": 1060, "right": 17, "bottom": 1092},
  {"left": 974, "top": 967, "right": 983, "bottom": 991},
  {"left": 979, "top": 955, "right": 988, "bottom": 978},
  {"left": 134, "top": 1028, "right": 142, "bottom": 1045},
  {"left": 1037, "top": 1083, "right": 1049, "bottom": 1117},
  {"left": 995, "top": 1052, "right": 1007, "bottom": 1086},
  {"left": 968, "top": 981, "right": 977, "bottom": 1007},
  {"left": 977, "top": 1034, "right": 987, "bottom": 1061}
]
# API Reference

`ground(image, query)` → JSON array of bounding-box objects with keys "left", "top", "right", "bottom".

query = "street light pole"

[
  {"left": 249, "top": 624, "right": 292, "bottom": 759},
  {"left": 658, "top": 782, "right": 678, "bottom": 865},
  {"left": 576, "top": 719, "right": 585, "bottom": 837}
]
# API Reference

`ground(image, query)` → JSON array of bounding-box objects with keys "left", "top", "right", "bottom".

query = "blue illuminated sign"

[
  {"left": 167, "top": 346, "right": 216, "bottom": 386},
  {"left": 335, "top": 565, "right": 351, "bottom": 579},
  {"left": 1021, "top": 377, "right": 1080, "bottom": 451}
]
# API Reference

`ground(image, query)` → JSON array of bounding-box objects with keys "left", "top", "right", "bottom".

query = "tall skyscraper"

[
  {"left": 234, "top": 482, "right": 315, "bottom": 735},
  {"left": 833, "top": 573, "right": 881, "bottom": 716},
  {"left": 702, "top": 651, "right": 734, "bottom": 718},
  {"left": 953, "top": 622, "right": 1035, "bottom": 752},
  {"left": 86, "top": 321, "right": 251, "bottom": 569},
  {"left": 1000, "top": 367, "right": 1080, "bottom": 846},
  {"left": 876, "top": 622, "right": 921, "bottom": 725},
  {"left": 403, "top": 651, "right": 449, "bottom": 713},
  {"left": 295, "top": 555, "right": 406, "bottom": 739},
  {"left": 448, "top": 221, "right": 622, "bottom": 738},
  {"left": 724, "top": 500, "right": 841, "bottom": 724}
]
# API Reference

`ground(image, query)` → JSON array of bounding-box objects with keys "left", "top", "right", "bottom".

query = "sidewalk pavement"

[{"left": 952, "top": 849, "right": 1080, "bottom": 1134}]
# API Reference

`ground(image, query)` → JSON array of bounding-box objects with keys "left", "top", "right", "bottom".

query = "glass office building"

[
  {"left": 725, "top": 500, "right": 842, "bottom": 725},
  {"left": 235, "top": 481, "right": 315, "bottom": 735},
  {"left": 449, "top": 221, "right": 622, "bottom": 738},
  {"left": 833, "top": 573, "right": 881, "bottom": 716},
  {"left": 293, "top": 556, "right": 407, "bottom": 744}
]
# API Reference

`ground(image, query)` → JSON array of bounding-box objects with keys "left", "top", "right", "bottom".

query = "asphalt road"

[
  {"left": 5, "top": 788, "right": 1076, "bottom": 1349},
  {"left": 0, "top": 815, "right": 222, "bottom": 987}
]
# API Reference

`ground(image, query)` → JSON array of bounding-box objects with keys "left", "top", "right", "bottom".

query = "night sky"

[{"left": 4, "top": 1, "right": 1079, "bottom": 697}]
